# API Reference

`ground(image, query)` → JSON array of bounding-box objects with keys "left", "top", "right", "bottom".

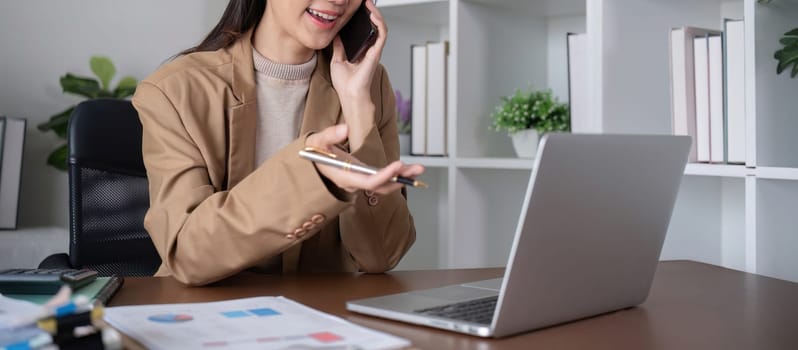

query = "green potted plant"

[
  {"left": 758, "top": 0, "right": 797, "bottom": 78},
  {"left": 490, "top": 89, "right": 570, "bottom": 158},
  {"left": 775, "top": 27, "right": 798, "bottom": 78},
  {"left": 37, "top": 56, "right": 138, "bottom": 170}
]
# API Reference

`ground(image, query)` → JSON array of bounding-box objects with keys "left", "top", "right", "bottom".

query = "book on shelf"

[
  {"left": 707, "top": 34, "right": 725, "bottom": 163},
  {"left": 567, "top": 32, "right": 589, "bottom": 133},
  {"left": 724, "top": 18, "right": 746, "bottom": 165},
  {"left": 425, "top": 41, "right": 448, "bottom": 156},
  {"left": 410, "top": 44, "right": 427, "bottom": 156},
  {"left": 669, "top": 27, "right": 721, "bottom": 163},
  {"left": 410, "top": 41, "right": 449, "bottom": 156},
  {"left": 0, "top": 116, "right": 26, "bottom": 230},
  {"left": 693, "top": 35, "right": 712, "bottom": 162}
]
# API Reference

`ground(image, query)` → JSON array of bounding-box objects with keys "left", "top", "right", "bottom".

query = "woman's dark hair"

[{"left": 181, "top": 0, "right": 266, "bottom": 55}]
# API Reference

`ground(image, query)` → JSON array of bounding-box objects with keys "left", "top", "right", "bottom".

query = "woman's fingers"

[
  {"left": 363, "top": 0, "right": 387, "bottom": 61},
  {"left": 306, "top": 124, "right": 348, "bottom": 150},
  {"left": 318, "top": 159, "right": 416, "bottom": 195},
  {"left": 305, "top": 130, "right": 425, "bottom": 195},
  {"left": 359, "top": 161, "right": 404, "bottom": 190},
  {"left": 397, "top": 164, "right": 425, "bottom": 178},
  {"left": 331, "top": 36, "right": 346, "bottom": 64},
  {"left": 370, "top": 164, "right": 424, "bottom": 194},
  {"left": 368, "top": 162, "right": 426, "bottom": 194}
]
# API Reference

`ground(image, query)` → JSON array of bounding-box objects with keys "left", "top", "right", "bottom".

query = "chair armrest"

[{"left": 38, "top": 253, "right": 73, "bottom": 269}]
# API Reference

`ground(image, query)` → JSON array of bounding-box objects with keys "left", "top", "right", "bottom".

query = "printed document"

[{"left": 104, "top": 296, "right": 409, "bottom": 350}]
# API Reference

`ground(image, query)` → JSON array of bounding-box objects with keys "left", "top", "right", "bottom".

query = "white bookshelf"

[
  {"left": 594, "top": 0, "right": 798, "bottom": 283},
  {"left": 381, "top": 0, "right": 586, "bottom": 270},
  {"left": 385, "top": 0, "right": 798, "bottom": 282}
]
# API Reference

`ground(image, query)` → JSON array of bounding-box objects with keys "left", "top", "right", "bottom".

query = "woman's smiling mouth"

[{"left": 306, "top": 8, "right": 340, "bottom": 30}]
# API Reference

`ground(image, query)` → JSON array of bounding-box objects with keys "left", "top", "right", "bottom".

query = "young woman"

[{"left": 132, "top": 0, "right": 423, "bottom": 286}]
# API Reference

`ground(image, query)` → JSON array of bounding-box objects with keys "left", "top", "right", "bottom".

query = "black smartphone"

[{"left": 339, "top": 0, "right": 378, "bottom": 62}]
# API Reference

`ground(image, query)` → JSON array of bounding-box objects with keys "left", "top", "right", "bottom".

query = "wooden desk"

[{"left": 110, "top": 261, "right": 798, "bottom": 349}]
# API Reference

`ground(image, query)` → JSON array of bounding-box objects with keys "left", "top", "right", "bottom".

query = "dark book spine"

[{"left": 95, "top": 276, "right": 124, "bottom": 305}]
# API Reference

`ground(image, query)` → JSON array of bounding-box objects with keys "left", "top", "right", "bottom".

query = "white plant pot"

[
  {"left": 398, "top": 133, "right": 411, "bottom": 156},
  {"left": 510, "top": 129, "right": 539, "bottom": 158}
]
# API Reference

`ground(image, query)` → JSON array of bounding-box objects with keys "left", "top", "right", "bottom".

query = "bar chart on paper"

[{"left": 105, "top": 296, "right": 408, "bottom": 350}]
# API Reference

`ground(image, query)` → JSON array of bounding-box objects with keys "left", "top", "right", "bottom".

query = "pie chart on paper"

[{"left": 147, "top": 313, "right": 194, "bottom": 323}]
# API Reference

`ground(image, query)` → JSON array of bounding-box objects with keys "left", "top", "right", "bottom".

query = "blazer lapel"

[
  {"left": 227, "top": 103, "right": 258, "bottom": 188},
  {"left": 300, "top": 53, "right": 342, "bottom": 136},
  {"left": 226, "top": 30, "right": 258, "bottom": 189}
]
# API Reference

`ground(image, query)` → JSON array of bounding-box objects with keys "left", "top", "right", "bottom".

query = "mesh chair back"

[{"left": 68, "top": 99, "right": 161, "bottom": 276}]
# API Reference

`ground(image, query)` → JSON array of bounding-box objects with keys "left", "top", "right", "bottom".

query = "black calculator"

[{"left": 0, "top": 268, "right": 98, "bottom": 294}]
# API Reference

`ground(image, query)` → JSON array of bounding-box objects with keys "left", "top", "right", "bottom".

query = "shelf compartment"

[
  {"left": 755, "top": 179, "right": 798, "bottom": 282},
  {"left": 597, "top": 0, "right": 743, "bottom": 135},
  {"left": 663, "top": 176, "right": 746, "bottom": 272},
  {"left": 750, "top": 0, "right": 798, "bottom": 168},
  {"left": 379, "top": 0, "right": 449, "bottom": 114},
  {"left": 396, "top": 167, "right": 449, "bottom": 270},
  {"left": 449, "top": 168, "right": 532, "bottom": 268},
  {"left": 455, "top": 0, "right": 586, "bottom": 158}
]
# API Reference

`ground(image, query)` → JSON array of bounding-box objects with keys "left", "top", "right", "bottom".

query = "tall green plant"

[
  {"left": 775, "top": 28, "right": 798, "bottom": 78},
  {"left": 37, "top": 56, "right": 137, "bottom": 170}
]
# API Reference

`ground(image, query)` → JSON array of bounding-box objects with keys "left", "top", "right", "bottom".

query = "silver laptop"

[{"left": 347, "top": 133, "right": 691, "bottom": 338}]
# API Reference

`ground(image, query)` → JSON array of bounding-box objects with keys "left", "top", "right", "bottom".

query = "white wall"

[{"left": 0, "top": 0, "right": 226, "bottom": 268}]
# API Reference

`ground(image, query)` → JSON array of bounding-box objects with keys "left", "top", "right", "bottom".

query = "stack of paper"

[{"left": 105, "top": 296, "right": 409, "bottom": 350}]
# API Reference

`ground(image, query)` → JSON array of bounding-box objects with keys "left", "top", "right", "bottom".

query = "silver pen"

[{"left": 299, "top": 147, "right": 428, "bottom": 188}]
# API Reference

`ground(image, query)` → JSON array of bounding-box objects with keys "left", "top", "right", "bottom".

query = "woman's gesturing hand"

[
  {"left": 329, "top": 0, "right": 388, "bottom": 151},
  {"left": 305, "top": 124, "right": 424, "bottom": 195},
  {"left": 330, "top": 0, "right": 387, "bottom": 101}
]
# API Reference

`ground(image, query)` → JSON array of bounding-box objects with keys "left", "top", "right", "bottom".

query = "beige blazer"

[{"left": 132, "top": 30, "right": 415, "bottom": 286}]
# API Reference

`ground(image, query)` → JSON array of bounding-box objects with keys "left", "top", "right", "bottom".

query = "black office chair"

[{"left": 39, "top": 99, "right": 161, "bottom": 276}]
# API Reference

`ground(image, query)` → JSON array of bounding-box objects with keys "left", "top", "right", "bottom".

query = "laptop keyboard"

[{"left": 414, "top": 296, "right": 498, "bottom": 325}]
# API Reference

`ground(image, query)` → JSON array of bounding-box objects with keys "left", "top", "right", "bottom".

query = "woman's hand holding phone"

[
  {"left": 330, "top": 0, "right": 387, "bottom": 152},
  {"left": 305, "top": 124, "right": 424, "bottom": 195}
]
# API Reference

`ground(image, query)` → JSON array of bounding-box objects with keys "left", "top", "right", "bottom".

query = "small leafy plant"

[
  {"left": 395, "top": 90, "right": 411, "bottom": 134},
  {"left": 37, "top": 56, "right": 138, "bottom": 170},
  {"left": 490, "top": 89, "right": 570, "bottom": 134},
  {"left": 775, "top": 28, "right": 798, "bottom": 78}
]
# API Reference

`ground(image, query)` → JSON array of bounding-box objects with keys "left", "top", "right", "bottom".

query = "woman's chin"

[
  {"left": 309, "top": 42, "right": 332, "bottom": 51},
  {"left": 302, "top": 36, "right": 335, "bottom": 51}
]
